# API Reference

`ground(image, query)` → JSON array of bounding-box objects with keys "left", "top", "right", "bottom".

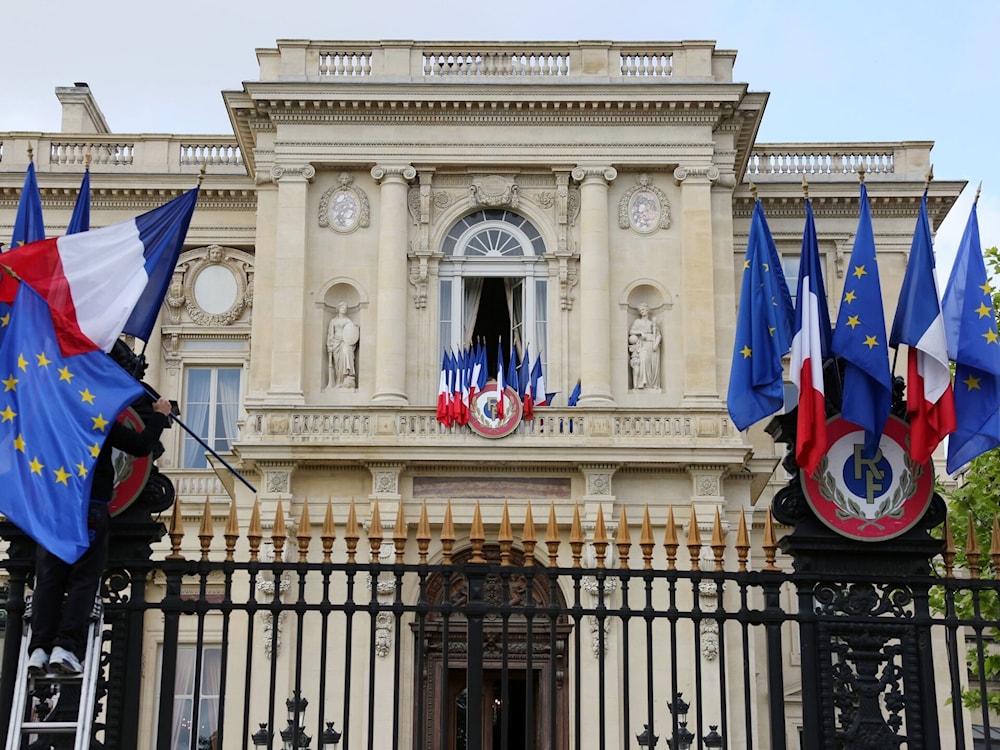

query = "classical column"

[
  {"left": 371, "top": 164, "right": 416, "bottom": 404},
  {"left": 571, "top": 165, "right": 617, "bottom": 405},
  {"left": 268, "top": 163, "right": 315, "bottom": 404},
  {"left": 673, "top": 165, "right": 720, "bottom": 404}
]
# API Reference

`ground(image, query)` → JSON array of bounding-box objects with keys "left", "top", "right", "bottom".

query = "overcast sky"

[{"left": 3, "top": 0, "right": 997, "bottom": 267}]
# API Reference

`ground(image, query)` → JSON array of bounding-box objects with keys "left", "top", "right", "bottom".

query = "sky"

[{"left": 2, "top": 0, "right": 997, "bottom": 268}]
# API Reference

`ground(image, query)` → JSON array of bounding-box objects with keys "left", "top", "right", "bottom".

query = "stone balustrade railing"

[
  {"left": 265, "top": 40, "right": 731, "bottom": 82},
  {"left": 747, "top": 141, "right": 934, "bottom": 182}
]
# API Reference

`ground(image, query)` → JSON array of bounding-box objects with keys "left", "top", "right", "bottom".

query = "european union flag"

[
  {"left": 66, "top": 168, "right": 91, "bottom": 235},
  {"left": 727, "top": 200, "right": 794, "bottom": 430},
  {"left": 0, "top": 277, "right": 142, "bottom": 563},
  {"left": 940, "top": 199, "right": 1000, "bottom": 473},
  {"left": 9, "top": 161, "right": 45, "bottom": 250},
  {"left": 567, "top": 379, "right": 581, "bottom": 406},
  {"left": 831, "top": 182, "right": 892, "bottom": 457}
]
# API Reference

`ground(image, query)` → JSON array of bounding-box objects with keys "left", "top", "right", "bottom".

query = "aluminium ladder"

[{"left": 5, "top": 596, "right": 103, "bottom": 750}]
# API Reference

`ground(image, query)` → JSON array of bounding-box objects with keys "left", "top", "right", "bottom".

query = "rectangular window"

[
  {"left": 157, "top": 645, "right": 221, "bottom": 750},
  {"left": 783, "top": 254, "right": 801, "bottom": 304},
  {"left": 183, "top": 367, "right": 242, "bottom": 469}
]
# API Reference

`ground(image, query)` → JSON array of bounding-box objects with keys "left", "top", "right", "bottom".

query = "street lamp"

[
  {"left": 703, "top": 725, "right": 724, "bottom": 749},
  {"left": 280, "top": 691, "right": 312, "bottom": 749},
  {"left": 667, "top": 693, "right": 694, "bottom": 750},
  {"left": 251, "top": 722, "right": 272, "bottom": 748},
  {"left": 636, "top": 723, "right": 659, "bottom": 747},
  {"left": 320, "top": 721, "right": 342, "bottom": 749}
]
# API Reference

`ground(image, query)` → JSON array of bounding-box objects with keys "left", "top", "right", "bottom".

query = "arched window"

[{"left": 439, "top": 210, "right": 548, "bottom": 376}]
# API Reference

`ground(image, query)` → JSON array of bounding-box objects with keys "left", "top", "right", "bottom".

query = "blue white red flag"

[
  {"left": 507, "top": 344, "right": 519, "bottom": 398},
  {"left": 495, "top": 340, "right": 506, "bottom": 420},
  {"left": 520, "top": 344, "right": 533, "bottom": 420},
  {"left": 791, "top": 199, "right": 833, "bottom": 474},
  {"left": 66, "top": 168, "right": 91, "bottom": 235},
  {"left": 531, "top": 354, "right": 547, "bottom": 408},
  {"left": 940, "top": 200, "right": 1000, "bottom": 473},
  {"left": 727, "top": 200, "right": 794, "bottom": 430},
  {"left": 888, "top": 191, "right": 955, "bottom": 464},
  {"left": 0, "top": 275, "right": 143, "bottom": 563},
  {"left": 436, "top": 349, "right": 451, "bottom": 426},
  {"left": 9, "top": 160, "right": 45, "bottom": 250},
  {"left": 3, "top": 188, "right": 198, "bottom": 350},
  {"left": 567, "top": 379, "right": 581, "bottom": 407},
  {"left": 831, "top": 183, "right": 892, "bottom": 457},
  {"left": 469, "top": 341, "right": 483, "bottom": 407}
]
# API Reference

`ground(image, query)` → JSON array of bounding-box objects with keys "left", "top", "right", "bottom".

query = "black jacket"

[{"left": 91, "top": 412, "right": 170, "bottom": 502}]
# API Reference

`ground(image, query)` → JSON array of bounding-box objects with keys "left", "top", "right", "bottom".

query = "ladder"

[{"left": 5, "top": 597, "right": 104, "bottom": 750}]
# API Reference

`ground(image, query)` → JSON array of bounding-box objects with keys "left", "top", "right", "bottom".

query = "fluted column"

[
  {"left": 674, "top": 164, "right": 720, "bottom": 403},
  {"left": 269, "top": 163, "right": 315, "bottom": 404},
  {"left": 371, "top": 164, "right": 416, "bottom": 404},
  {"left": 571, "top": 165, "right": 617, "bottom": 405}
]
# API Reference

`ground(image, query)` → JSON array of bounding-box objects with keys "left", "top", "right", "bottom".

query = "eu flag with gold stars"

[
  {"left": 727, "top": 200, "right": 794, "bottom": 430},
  {"left": 831, "top": 182, "right": 892, "bottom": 457},
  {"left": 940, "top": 199, "right": 1000, "bottom": 474},
  {"left": 0, "top": 275, "right": 142, "bottom": 562}
]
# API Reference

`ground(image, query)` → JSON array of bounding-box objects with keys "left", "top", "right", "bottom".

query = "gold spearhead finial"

[
  {"left": 858, "top": 163, "right": 866, "bottom": 184},
  {"left": 975, "top": 182, "right": 982, "bottom": 205},
  {"left": 802, "top": 176, "right": 809, "bottom": 201},
  {"left": 924, "top": 165, "right": 933, "bottom": 191},
  {"left": 749, "top": 180, "right": 758, "bottom": 201}
]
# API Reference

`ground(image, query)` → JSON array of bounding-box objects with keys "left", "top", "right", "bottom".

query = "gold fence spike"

[
  {"left": 416, "top": 499, "right": 431, "bottom": 564},
  {"left": 470, "top": 502, "right": 486, "bottom": 563},
  {"left": 224, "top": 498, "right": 239, "bottom": 563},
  {"left": 966, "top": 514, "right": 981, "bottom": 580},
  {"left": 522, "top": 503, "right": 537, "bottom": 567},
  {"left": 616, "top": 506, "right": 631, "bottom": 570},
  {"left": 711, "top": 507, "right": 726, "bottom": 572},
  {"left": 664, "top": 506, "right": 678, "bottom": 571},
  {"left": 640, "top": 505, "right": 654, "bottom": 570},
  {"left": 198, "top": 497, "right": 214, "bottom": 562},
  {"left": 394, "top": 502, "right": 408, "bottom": 564},
  {"left": 942, "top": 516, "right": 956, "bottom": 578},
  {"left": 499, "top": 501, "right": 513, "bottom": 566},
  {"left": 247, "top": 497, "right": 262, "bottom": 563},
  {"left": 272, "top": 499, "right": 287, "bottom": 558},
  {"left": 345, "top": 498, "right": 360, "bottom": 564},
  {"left": 546, "top": 503, "right": 560, "bottom": 567},
  {"left": 991, "top": 516, "right": 1000, "bottom": 579},
  {"left": 297, "top": 498, "right": 312, "bottom": 563},
  {"left": 369, "top": 501, "right": 384, "bottom": 564},
  {"left": 441, "top": 500, "right": 456, "bottom": 565},
  {"left": 593, "top": 505, "right": 608, "bottom": 569},
  {"left": 166, "top": 498, "right": 185, "bottom": 561},
  {"left": 762, "top": 509, "right": 780, "bottom": 572},
  {"left": 570, "top": 504, "right": 584, "bottom": 568},
  {"left": 320, "top": 499, "right": 336, "bottom": 564},
  {"left": 687, "top": 505, "right": 702, "bottom": 572},
  {"left": 736, "top": 509, "right": 750, "bottom": 573}
]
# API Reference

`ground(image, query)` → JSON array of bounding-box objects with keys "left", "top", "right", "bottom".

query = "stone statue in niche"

[
  {"left": 628, "top": 303, "right": 661, "bottom": 389},
  {"left": 326, "top": 302, "right": 358, "bottom": 389}
]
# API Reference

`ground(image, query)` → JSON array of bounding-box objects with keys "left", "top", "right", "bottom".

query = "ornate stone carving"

[
  {"left": 325, "top": 302, "right": 359, "bottom": 390},
  {"left": 618, "top": 174, "right": 672, "bottom": 233},
  {"left": 469, "top": 175, "right": 519, "bottom": 208},
  {"left": 407, "top": 186, "right": 421, "bottom": 224},
  {"left": 672, "top": 164, "right": 720, "bottom": 184},
  {"left": 570, "top": 166, "right": 618, "bottom": 184},
  {"left": 566, "top": 186, "right": 581, "bottom": 226},
  {"left": 371, "top": 164, "right": 417, "bottom": 182},
  {"left": 433, "top": 191, "right": 453, "bottom": 209},
  {"left": 628, "top": 303, "right": 661, "bottom": 390},
  {"left": 265, "top": 470, "right": 290, "bottom": 494},
  {"left": 581, "top": 572, "right": 618, "bottom": 657},
  {"left": 165, "top": 271, "right": 185, "bottom": 323},
  {"left": 257, "top": 543, "right": 291, "bottom": 659},
  {"left": 373, "top": 470, "right": 398, "bottom": 495},
  {"left": 171, "top": 245, "right": 253, "bottom": 327},
  {"left": 408, "top": 257, "right": 429, "bottom": 309},
  {"left": 535, "top": 191, "right": 555, "bottom": 209},
  {"left": 318, "top": 173, "right": 370, "bottom": 233},
  {"left": 586, "top": 473, "right": 612, "bottom": 496},
  {"left": 270, "top": 164, "right": 316, "bottom": 182}
]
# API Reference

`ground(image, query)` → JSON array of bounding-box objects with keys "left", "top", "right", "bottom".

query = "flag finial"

[
  {"left": 85, "top": 144, "right": 92, "bottom": 170},
  {"left": 802, "top": 176, "right": 809, "bottom": 201},
  {"left": 198, "top": 164, "right": 207, "bottom": 186},
  {"left": 749, "top": 180, "right": 758, "bottom": 201},
  {"left": 27, "top": 145, "right": 34, "bottom": 162},
  {"left": 857, "top": 163, "right": 866, "bottom": 184},
  {"left": 975, "top": 182, "right": 982, "bottom": 205},
  {"left": 924, "top": 165, "right": 933, "bottom": 191}
]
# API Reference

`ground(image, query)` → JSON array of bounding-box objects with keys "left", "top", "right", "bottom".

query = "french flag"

[
  {"left": 2, "top": 188, "right": 198, "bottom": 352},
  {"left": 791, "top": 199, "right": 833, "bottom": 475},
  {"left": 495, "top": 340, "right": 506, "bottom": 420},
  {"left": 531, "top": 353, "right": 547, "bottom": 408},
  {"left": 437, "top": 349, "right": 452, "bottom": 426},
  {"left": 889, "top": 191, "right": 955, "bottom": 463}
]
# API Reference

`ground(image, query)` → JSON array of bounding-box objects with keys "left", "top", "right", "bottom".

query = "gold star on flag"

[
  {"left": 14, "top": 434, "right": 25, "bottom": 452},
  {"left": 980, "top": 281, "right": 993, "bottom": 295},
  {"left": 743, "top": 259, "right": 750, "bottom": 270},
  {"left": 844, "top": 290, "right": 857, "bottom": 304},
  {"left": 2, "top": 374, "right": 18, "bottom": 391},
  {"left": 768, "top": 325, "right": 776, "bottom": 337},
  {"left": 0, "top": 405, "right": 16, "bottom": 422},
  {"left": 35, "top": 352, "right": 51, "bottom": 367},
  {"left": 79, "top": 388, "right": 95, "bottom": 404},
  {"left": 863, "top": 335, "right": 879, "bottom": 349},
  {"left": 76, "top": 462, "right": 88, "bottom": 478},
  {"left": 984, "top": 329, "right": 999, "bottom": 345},
  {"left": 17, "top": 354, "right": 28, "bottom": 372},
  {"left": 740, "top": 345, "right": 752, "bottom": 359},
  {"left": 53, "top": 466, "right": 71, "bottom": 485},
  {"left": 91, "top": 414, "right": 109, "bottom": 432},
  {"left": 29, "top": 457, "right": 44, "bottom": 475},
  {"left": 963, "top": 373, "right": 981, "bottom": 391},
  {"left": 976, "top": 302, "right": 993, "bottom": 319},
  {"left": 846, "top": 315, "right": 861, "bottom": 329},
  {"left": 58, "top": 366, "right": 74, "bottom": 383},
  {"left": 0, "top": 312, "right": 9, "bottom": 327},
  {"left": 852, "top": 265, "right": 867, "bottom": 279},
  {"left": 89, "top": 443, "right": 101, "bottom": 458}
]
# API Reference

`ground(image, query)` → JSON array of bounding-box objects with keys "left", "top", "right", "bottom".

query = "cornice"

[
  {"left": 733, "top": 191, "right": 960, "bottom": 223},
  {"left": 0, "top": 186, "right": 257, "bottom": 212}
]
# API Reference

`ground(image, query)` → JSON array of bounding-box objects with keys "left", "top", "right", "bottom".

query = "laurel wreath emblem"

[{"left": 813, "top": 450, "right": 922, "bottom": 532}]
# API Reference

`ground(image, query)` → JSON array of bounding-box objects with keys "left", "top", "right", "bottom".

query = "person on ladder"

[{"left": 26, "top": 394, "right": 173, "bottom": 676}]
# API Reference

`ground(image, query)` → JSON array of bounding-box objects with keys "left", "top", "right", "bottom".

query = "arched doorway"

[{"left": 413, "top": 546, "right": 572, "bottom": 750}]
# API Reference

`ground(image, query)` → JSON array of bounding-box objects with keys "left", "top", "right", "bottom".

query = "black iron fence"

[{"left": 1, "top": 498, "right": 999, "bottom": 750}]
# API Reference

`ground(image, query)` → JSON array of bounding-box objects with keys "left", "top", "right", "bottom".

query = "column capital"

[
  {"left": 672, "top": 164, "right": 720, "bottom": 185},
  {"left": 571, "top": 165, "right": 617, "bottom": 184},
  {"left": 371, "top": 164, "right": 417, "bottom": 183},
  {"left": 268, "top": 163, "right": 316, "bottom": 183}
]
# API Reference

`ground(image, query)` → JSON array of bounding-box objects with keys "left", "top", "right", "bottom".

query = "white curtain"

[
  {"left": 505, "top": 279, "right": 524, "bottom": 357},
  {"left": 170, "top": 648, "right": 197, "bottom": 750},
  {"left": 183, "top": 370, "right": 211, "bottom": 468},
  {"left": 461, "top": 277, "right": 483, "bottom": 346},
  {"left": 215, "top": 368, "right": 241, "bottom": 451}
]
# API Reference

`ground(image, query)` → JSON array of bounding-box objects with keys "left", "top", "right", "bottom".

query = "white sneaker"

[
  {"left": 26, "top": 648, "right": 49, "bottom": 676},
  {"left": 49, "top": 646, "right": 83, "bottom": 676}
]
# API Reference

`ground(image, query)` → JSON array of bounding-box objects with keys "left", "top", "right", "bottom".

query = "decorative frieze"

[
  {"left": 618, "top": 174, "right": 671, "bottom": 234},
  {"left": 318, "top": 173, "right": 369, "bottom": 233}
]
